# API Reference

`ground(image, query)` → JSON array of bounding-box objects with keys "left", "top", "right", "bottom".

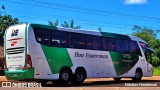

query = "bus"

[{"left": 4, "top": 23, "right": 155, "bottom": 84}]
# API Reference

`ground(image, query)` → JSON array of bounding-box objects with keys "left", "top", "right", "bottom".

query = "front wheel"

[
  {"left": 113, "top": 78, "right": 121, "bottom": 82},
  {"left": 36, "top": 80, "right": 47, "bottom": 85},
  {"left": 132, "top": 70, "right": 142, "bottom": 81}
]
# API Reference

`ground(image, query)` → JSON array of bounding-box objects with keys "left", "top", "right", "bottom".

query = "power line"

[
  {"left": 4, "top": 0, "right": 160, "bottom": 22},
  {"left": 12, "top": 13, "right": 127, "bottom": 27},
  {"left": 9, "top": 9, "right": 134, "bottom": 27},
  {"left": 23, "top": 0, "right": 160, "bottom": 21},
  {"left": 8, "top": 9, "right": 160, "bottom": 30},
  {"left": 2, "top": 0, "right": 159, "bottom": 31}
]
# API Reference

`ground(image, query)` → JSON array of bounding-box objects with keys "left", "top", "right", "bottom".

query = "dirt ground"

[
  {"left": 0, "top": 76, "right": 159, "bottom": 81},
  {"left": 0, "top": 76, "right": 159, "bottom": 90}
]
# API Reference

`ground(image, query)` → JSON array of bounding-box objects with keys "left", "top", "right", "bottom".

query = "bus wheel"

[
  {"left": 72, "top": 69, "right": 86, "bottom": 84},
  {"left": 59, "top": 69, "right": 72, "bottom": 84},
  {"left": 132, "top": 69, "right": 142, "bottom": 81},
  {"left": 113, "top": 78, "right": 121, "bottom": 82}
]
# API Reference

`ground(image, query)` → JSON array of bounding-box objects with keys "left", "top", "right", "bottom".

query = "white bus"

[{"left": 4, "top": 23, "right": 154, "bottom": 84}]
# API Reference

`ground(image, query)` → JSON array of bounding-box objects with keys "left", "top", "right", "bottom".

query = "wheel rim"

[
  {"left": 62, "top": 72, "right": 69, "bottom": 81},
  {"left": 76, "top": 72, "right": 84, "bottom": 81}
]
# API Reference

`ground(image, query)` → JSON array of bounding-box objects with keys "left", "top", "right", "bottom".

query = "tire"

[
  {"left": 71, "top": 69, "right": 86, "bottom": 84},
  {"left": 59, "top": 69, "right": 72, "bottom": 84},
  {"left": 132, "top": 69, "right": 142, "bottom": 81},
  {"left": 113, "top": 78, "right": 121, "bottom": 82}
]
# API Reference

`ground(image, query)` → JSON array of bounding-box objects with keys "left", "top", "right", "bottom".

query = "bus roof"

[{"left": 30, "top": 23, "right": 131, "bottom": 40}]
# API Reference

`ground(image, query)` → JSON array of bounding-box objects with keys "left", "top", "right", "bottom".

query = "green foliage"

[
  {"left": 152, "top": 56, "right": 160, "bottom": 67},
  {"left": 0, "top": 15, "right": 20, "bottom": 35},
  {"left": 48, "top": 20, "right": 81, "bottom": 29},
  {"left": 153, "top": 67, "right": 160, "bottom": 76},
  {"left": 0, "top": 5, "right": 21, "bottom": 46},
  {"left": 61, "top": 21, "right": 69, "bottom": 28},
  {"left": 132, "top": 25, "right": 160, "bottom": 67},
  {"left": 0, "top": 5, "right": 20, "bottom": 35},
  {"left": 98, "top": 27, "right": 102, "bottom": 32}
]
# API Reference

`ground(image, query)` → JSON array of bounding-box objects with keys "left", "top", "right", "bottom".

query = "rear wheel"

[
  {"left": 71, "top": 69, "right": 86, "bottom": 84},
  {"left": 59, "top": 69, "right": 72, "bottom": 84}
]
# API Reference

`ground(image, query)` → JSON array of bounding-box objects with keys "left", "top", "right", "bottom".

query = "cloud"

[{"left": 124, "top": 0, "right": 148, "bottom": 4}]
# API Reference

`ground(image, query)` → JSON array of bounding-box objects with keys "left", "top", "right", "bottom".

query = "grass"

[{"left": 153, "top": 67, "right": 160, "bottom": 76}]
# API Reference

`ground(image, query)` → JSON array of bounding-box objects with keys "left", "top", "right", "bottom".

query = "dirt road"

[{"left": 0, "top": 76, "right": 159, "bottom": 90}]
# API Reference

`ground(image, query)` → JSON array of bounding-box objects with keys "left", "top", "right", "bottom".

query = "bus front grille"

[{"left": 6, "top": 47, "right": 25, "bottom": 55}]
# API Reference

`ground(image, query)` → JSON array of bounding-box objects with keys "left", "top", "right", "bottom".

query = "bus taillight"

[{"left": 24, "top": 55, "right": 32, "bottom": 70}]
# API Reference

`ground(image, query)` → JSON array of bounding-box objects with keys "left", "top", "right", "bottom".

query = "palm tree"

[
  {"left": 48, "top": 19, "right": 58, "bottom": 27},
  {"left": 2, "top": 5, "right": 6, "bottom": 15},
  {"left": 48, "top": 20, "right": 81, "bottom": 29}
]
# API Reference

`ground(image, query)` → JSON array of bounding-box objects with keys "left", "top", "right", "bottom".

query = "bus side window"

[
  {"left": 93, "top": 36, "right": 103, "bottom": 50},
  {"left": 34, "top": 28, "right": 50, "bottom": 46},
  {"left": 68, "top": 33, "right": 86, "bottom": 49},
  {"left": 103, "top": 37, "right": 117, "bottom": 51},
  {"left": 51, "top": 31, "right": 68, "bottom": 48},
  {"left": 86, "top": 35, "right": 94, "bottom": 50},
  {"left": 129, "top": 41, "right": 142, "bottom": 56},
  {"left": 86, "top": 35, "right": 102, "bottom": 50},
  {"left": 116, "top": 39, "right": 128, "bottom": 53}
]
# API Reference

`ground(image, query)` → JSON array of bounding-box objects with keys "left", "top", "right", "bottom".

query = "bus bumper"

[{"left": 4, "top": 68, "right": 34, "bottom": 80}]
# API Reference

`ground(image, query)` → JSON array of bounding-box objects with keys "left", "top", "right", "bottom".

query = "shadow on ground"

[{"left": 43, "top": 80, "right": 160, "bottom": 87}]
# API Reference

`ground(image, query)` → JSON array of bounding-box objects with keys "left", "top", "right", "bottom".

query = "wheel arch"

[{"left": 136, "top": 67, "right": 143, "bottom": 76}]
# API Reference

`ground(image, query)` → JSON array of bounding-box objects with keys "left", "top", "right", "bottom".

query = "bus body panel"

[
  {"left": 28, "top": 26, "right": 59, "bottom": 80},
  {"left": 6, "top": 24, "right": 26, "bottom": 71}
]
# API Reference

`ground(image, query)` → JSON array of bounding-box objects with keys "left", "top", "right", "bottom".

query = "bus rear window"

[{"left": 34, "top": 27, "right": 50, "bottom": 46}]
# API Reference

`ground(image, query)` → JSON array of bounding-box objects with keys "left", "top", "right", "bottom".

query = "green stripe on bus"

[
  {"left": 30, "top": 24, "right": 58, "bottom": 30},
  {"left": 41, "top": 45, "right": 73, "bottom": 74},
  {"left": 109, "top": 52, "right": 139, "bottom": 76}
]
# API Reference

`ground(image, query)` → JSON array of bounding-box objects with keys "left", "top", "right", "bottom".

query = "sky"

[{"left": 0, "top": 0, "right": 160, "bottom": 37}]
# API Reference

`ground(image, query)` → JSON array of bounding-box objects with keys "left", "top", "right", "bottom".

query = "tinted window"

[
  {"left": 117, "top": 39, "right": 128, "bottom": 52},
  {"left": 34, "top": 28, "right": 50, "bottom": 46},
  {"left": 69, "top": 33, "right": 86, "bottom": 49},
  {"left": 51, "top": 31, "right": 68, "bottom": 48},
  {"left": 129, "top": 41, "right": 142, "bottom": 56},
  {"left": 103, "top": 38, "right": 117, "bottom": 51},
  {"left": 86, "top": 35, "right": 102, "bottom": 50}
]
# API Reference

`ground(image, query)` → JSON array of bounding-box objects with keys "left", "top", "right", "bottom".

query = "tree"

[
  {"left": 48, "top": 20, "right": 81, "bottom": 29},
  {"left": 98, "top": 27, "right": 102, "bottom": 32},
  {"left": 61, "top": 21, "right": 69, "bottom": 28},
  {"left": 2, "top": 5, "right": 6, "bottom": 15},
  {"left": 132, "top": 25, "right": 157, "bottom": 48},
  {"left": 0, "top": 15, "right": 20, "bottom": 35},
  {"left": 48, "top": 19, "right": 58, "bottom": 27},
  {"left": 0, "top": 5, "right": 20, "bottom": 35},
  {"left": 132, "top": 25, "right": 160, "bottom": 67}
]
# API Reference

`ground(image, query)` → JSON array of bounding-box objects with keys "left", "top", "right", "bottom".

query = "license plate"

[{"left": 13, "top": 74, "right": 17, "bottom": 76}]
